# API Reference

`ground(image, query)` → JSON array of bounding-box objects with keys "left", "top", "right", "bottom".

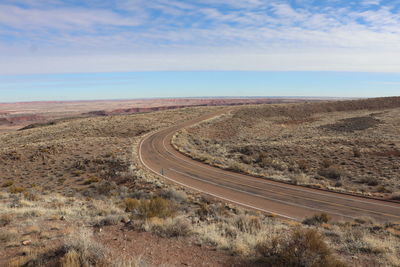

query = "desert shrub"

[
  {"left": 84, "top": 176, "right": 100, "bottom": 185},
  {"left": 124, "top": 198, "right": 140, "bottom": 212},
  {"left": 290, "top": 173, "right": 311, "bottom": 185},
  {"left": 390, "top": 193, "right": 400, "bottom": 201},
  {"left": 162, "top": 189, "right": 188, "bottom": 203},
  {"left": 297, "top": 160, "right": 310, "bottom": 172},
  {"left": 151, "top": 217, "right": 192, "bottom": 238},
  {"left": 240, "top": 155, "right": 253, "bottom": 164},
  {"left": 353, "top": 216, "right": 375, "bottom": 225},
  {"left": 197, "top": 202, "right": 214, "bottom": 218},
  {"left": 196, "top": 202, "right": 227, "bottom": 219},
  {"left": 340, "top": 229, "right": 380, "bottom": 254},
  {"left": 0, "top": 213, "right": 13, "bottom": 227},
  {"left": 0, "top": 229, "right": 18, "bottom": 243},
  {"left": 24, "top": 191, "right": 40, "bottom": 201},
  {"left": 234, "top": 215, "right": 262, "bottom": 234},
  {"left": 138, "top": 197, "right": 175, "bottom": 219},
  {"left": 318, "top": 166, "right": 342, "bottom": 180},
  {"left": 60, "top": 249, "right": 81, "bottom": 267},
  {"left": 256, "top": 228, "right": 345, "bottom": 267},
  {"left": 129, "top": 191, "right": 148, "bottom": 200},
  {"left": 360, "top": 177, "right": 379, "bottom": 186},
  {"left": 8, "top": 186, "right": 26, "bottom": 194},
  {"left": 6, "top": 248, "right": 41, "bottom": 267},
  {"left": 95, "top": 215, "right": 122, "bottom": 226},
  {"left": 303, "top": 213, "right": 331, "bottom": 226},
  {"left": 25, "top": 225, "right": 41, "bottom": 235},
  {"left": 228, "top": 161, "right": 247, "bottom": 173},
  {"left": 321, "top": 159, "right": 333, "bottom": 168},
  {"left": 126, "top": 197, "right": 175, "bottom": 219},
  {"left": 260, "top": 158, "right": 287, "bottom": 171},
  {"left": 352, "top": 147, "right": 362, "bottom": 157},
  {"left": 95, "top": 180, "right": 117, "bottom": 196},
  {"left": 2, "top": 180, "right": 14, "bottom": 187},
  {"left": 61, "top": 231, "right": 108, "bottom": 267}
]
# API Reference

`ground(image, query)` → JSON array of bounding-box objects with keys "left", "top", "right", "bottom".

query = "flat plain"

[{"left": 0, "top": 97, "right": 305, "bottom": 133}]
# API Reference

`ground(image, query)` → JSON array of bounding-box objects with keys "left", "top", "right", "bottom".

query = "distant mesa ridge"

[
  {"left": 0, "top": 115, "right": 43, "bottom": 126},
  {"left": 82, "top": 98, "right": 298, "bottom": 117}
]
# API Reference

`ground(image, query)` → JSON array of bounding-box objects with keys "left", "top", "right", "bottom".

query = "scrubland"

[
  {"left": 0, "top": 103, "right": 399, "bottom": 266},
  {"left": 173, "top": 97, "right": 400, "bottom": 200}
]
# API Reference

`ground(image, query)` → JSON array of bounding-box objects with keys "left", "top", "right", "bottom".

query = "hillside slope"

[{"left": 173, "top": 97, "right": 400, "bottom": 199}]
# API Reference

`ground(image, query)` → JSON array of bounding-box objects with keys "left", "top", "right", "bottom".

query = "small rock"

[
  {"left": 60, "top": 216, "right": 65, "bottom": 221},
  {"left": 121, "top": 217, "right": 130, "bottom": 224},
  {"left": 22, "top": 240, "right": 32, "bottom": 246}
]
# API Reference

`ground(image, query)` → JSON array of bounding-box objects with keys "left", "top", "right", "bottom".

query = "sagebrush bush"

[
  {"left": 256, "top": 228, "right": 346, "bottom": 267},
  {"left": 297, "top": 160, "right": 310, "bottom": 172},
  {"left": 24, "top": 191, "right": 40, "bottom": 201},
  {"left": 151, "top": 217, "right": 192, "bottom": 238},
  {"left": 124, "top": 198, "right": 140, "bottom": 212},
  {"left": 303, "top": 213, "right": 331, "bottom": 226},
  {"left": 0, "top": 213, "right": 13, "bottom": 227},
  {"left": 125, "top": 197, "right": 175, "bottom": 219},
  {"left": 234, "top": 215, "right": 261, "bottom": 234},
  {"left": 162, "top": 189, "right": 187, "bottom": 203},
  {"left": 61, "top": 231, "right": 108, "bottom": 267},
  {"left": 95, "top": 215, "right": 122, "bottom": 226},
  {"left": 138, "top": 197, "right": 175, "bottom": 219},
  {"left": 2, "top": 180, "right": 14, "bottom": 187},
  {"left": 390, "top": 193, "right": 400, "bottom": 201},
  {"left": 60, "top": 249, "right": 81, "bottom": 267},
  {"left": 95, "top": 181, "right": 116, "bottom": 196},
  {"left": 318, "top": 166, "right": 342, "bottom": 180},
  {"left": 8, "top": 186, "right": 26, "bottom": 194},
  {"left": 0, "top": 229, "right": 18, "bottom": 243},
  {"left": 83, "top": 176, "right": 100, "bottom": 185},
  {"left": 352, "top": 147, "right": 362, "bottom": 157}
]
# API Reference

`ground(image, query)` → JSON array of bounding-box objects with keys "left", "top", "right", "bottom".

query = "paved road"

[{"left": 139, "top": 109, "right": 400, "bottom": 222}]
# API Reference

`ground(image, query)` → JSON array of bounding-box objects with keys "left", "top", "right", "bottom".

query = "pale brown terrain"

[
  {"left": 174, "top": 97, "right": 400, "bottom": 200},
  {"left": 0, "top": 101, "right": 399, "bottom": 266},
  {"left": 0, "top": 97, "right": 309, "bottom": 133}
]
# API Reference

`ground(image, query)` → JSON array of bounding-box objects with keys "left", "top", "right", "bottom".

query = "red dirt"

[{"left": 95, "top": 226, "right": 251, "bottom": 267}]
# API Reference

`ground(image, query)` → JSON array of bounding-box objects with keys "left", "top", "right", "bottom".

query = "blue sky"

[{"left": 1, "top": 0, "right": 400, "bottom": 102}]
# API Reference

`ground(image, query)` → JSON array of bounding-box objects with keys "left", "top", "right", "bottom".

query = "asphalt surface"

[{"left": 139, "top": 109, "right": 400, "bottom": 222}]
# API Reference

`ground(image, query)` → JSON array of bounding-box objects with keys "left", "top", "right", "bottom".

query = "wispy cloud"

[
  {"left": 0, "top": 4, "right": 143, "bottom": 31},
  {"left": 1, "top": 0, "right": 400, "bottom": 74}
]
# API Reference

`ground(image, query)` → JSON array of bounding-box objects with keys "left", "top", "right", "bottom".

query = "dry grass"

[{"left": 0, "top": 168, "right": 399, "bottom": 266}]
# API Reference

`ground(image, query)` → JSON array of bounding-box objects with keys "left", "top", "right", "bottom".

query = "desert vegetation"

[
  {"left": 1, "top": 103, "right": 400, "bottom": 266},
  {"left": 1, "top": 179, "right": 399, "bottom": 266},
  {"left": 173, "top": 97, "right": 400, "bottom": 200}
]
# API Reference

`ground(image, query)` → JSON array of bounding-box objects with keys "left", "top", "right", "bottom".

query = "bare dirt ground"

[
  {"left": 173, "top": 97, "right": 400, "bottom": 200},
  {"left": 0, "top": 102, "right": 399, "bottom": 266}
]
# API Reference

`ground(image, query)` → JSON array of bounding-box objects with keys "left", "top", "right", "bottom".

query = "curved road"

[{"left": 139, "top": 109, "right": 400, "bottom": 222}]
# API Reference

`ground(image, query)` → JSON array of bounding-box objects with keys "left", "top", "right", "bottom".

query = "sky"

[{"left": 1, "top": 0, "right": 400, "bottom": 102}]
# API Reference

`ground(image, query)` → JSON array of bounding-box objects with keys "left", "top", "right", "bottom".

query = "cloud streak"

[{"left": 1, "top": 0, "right": 400, "bottom": 74}]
